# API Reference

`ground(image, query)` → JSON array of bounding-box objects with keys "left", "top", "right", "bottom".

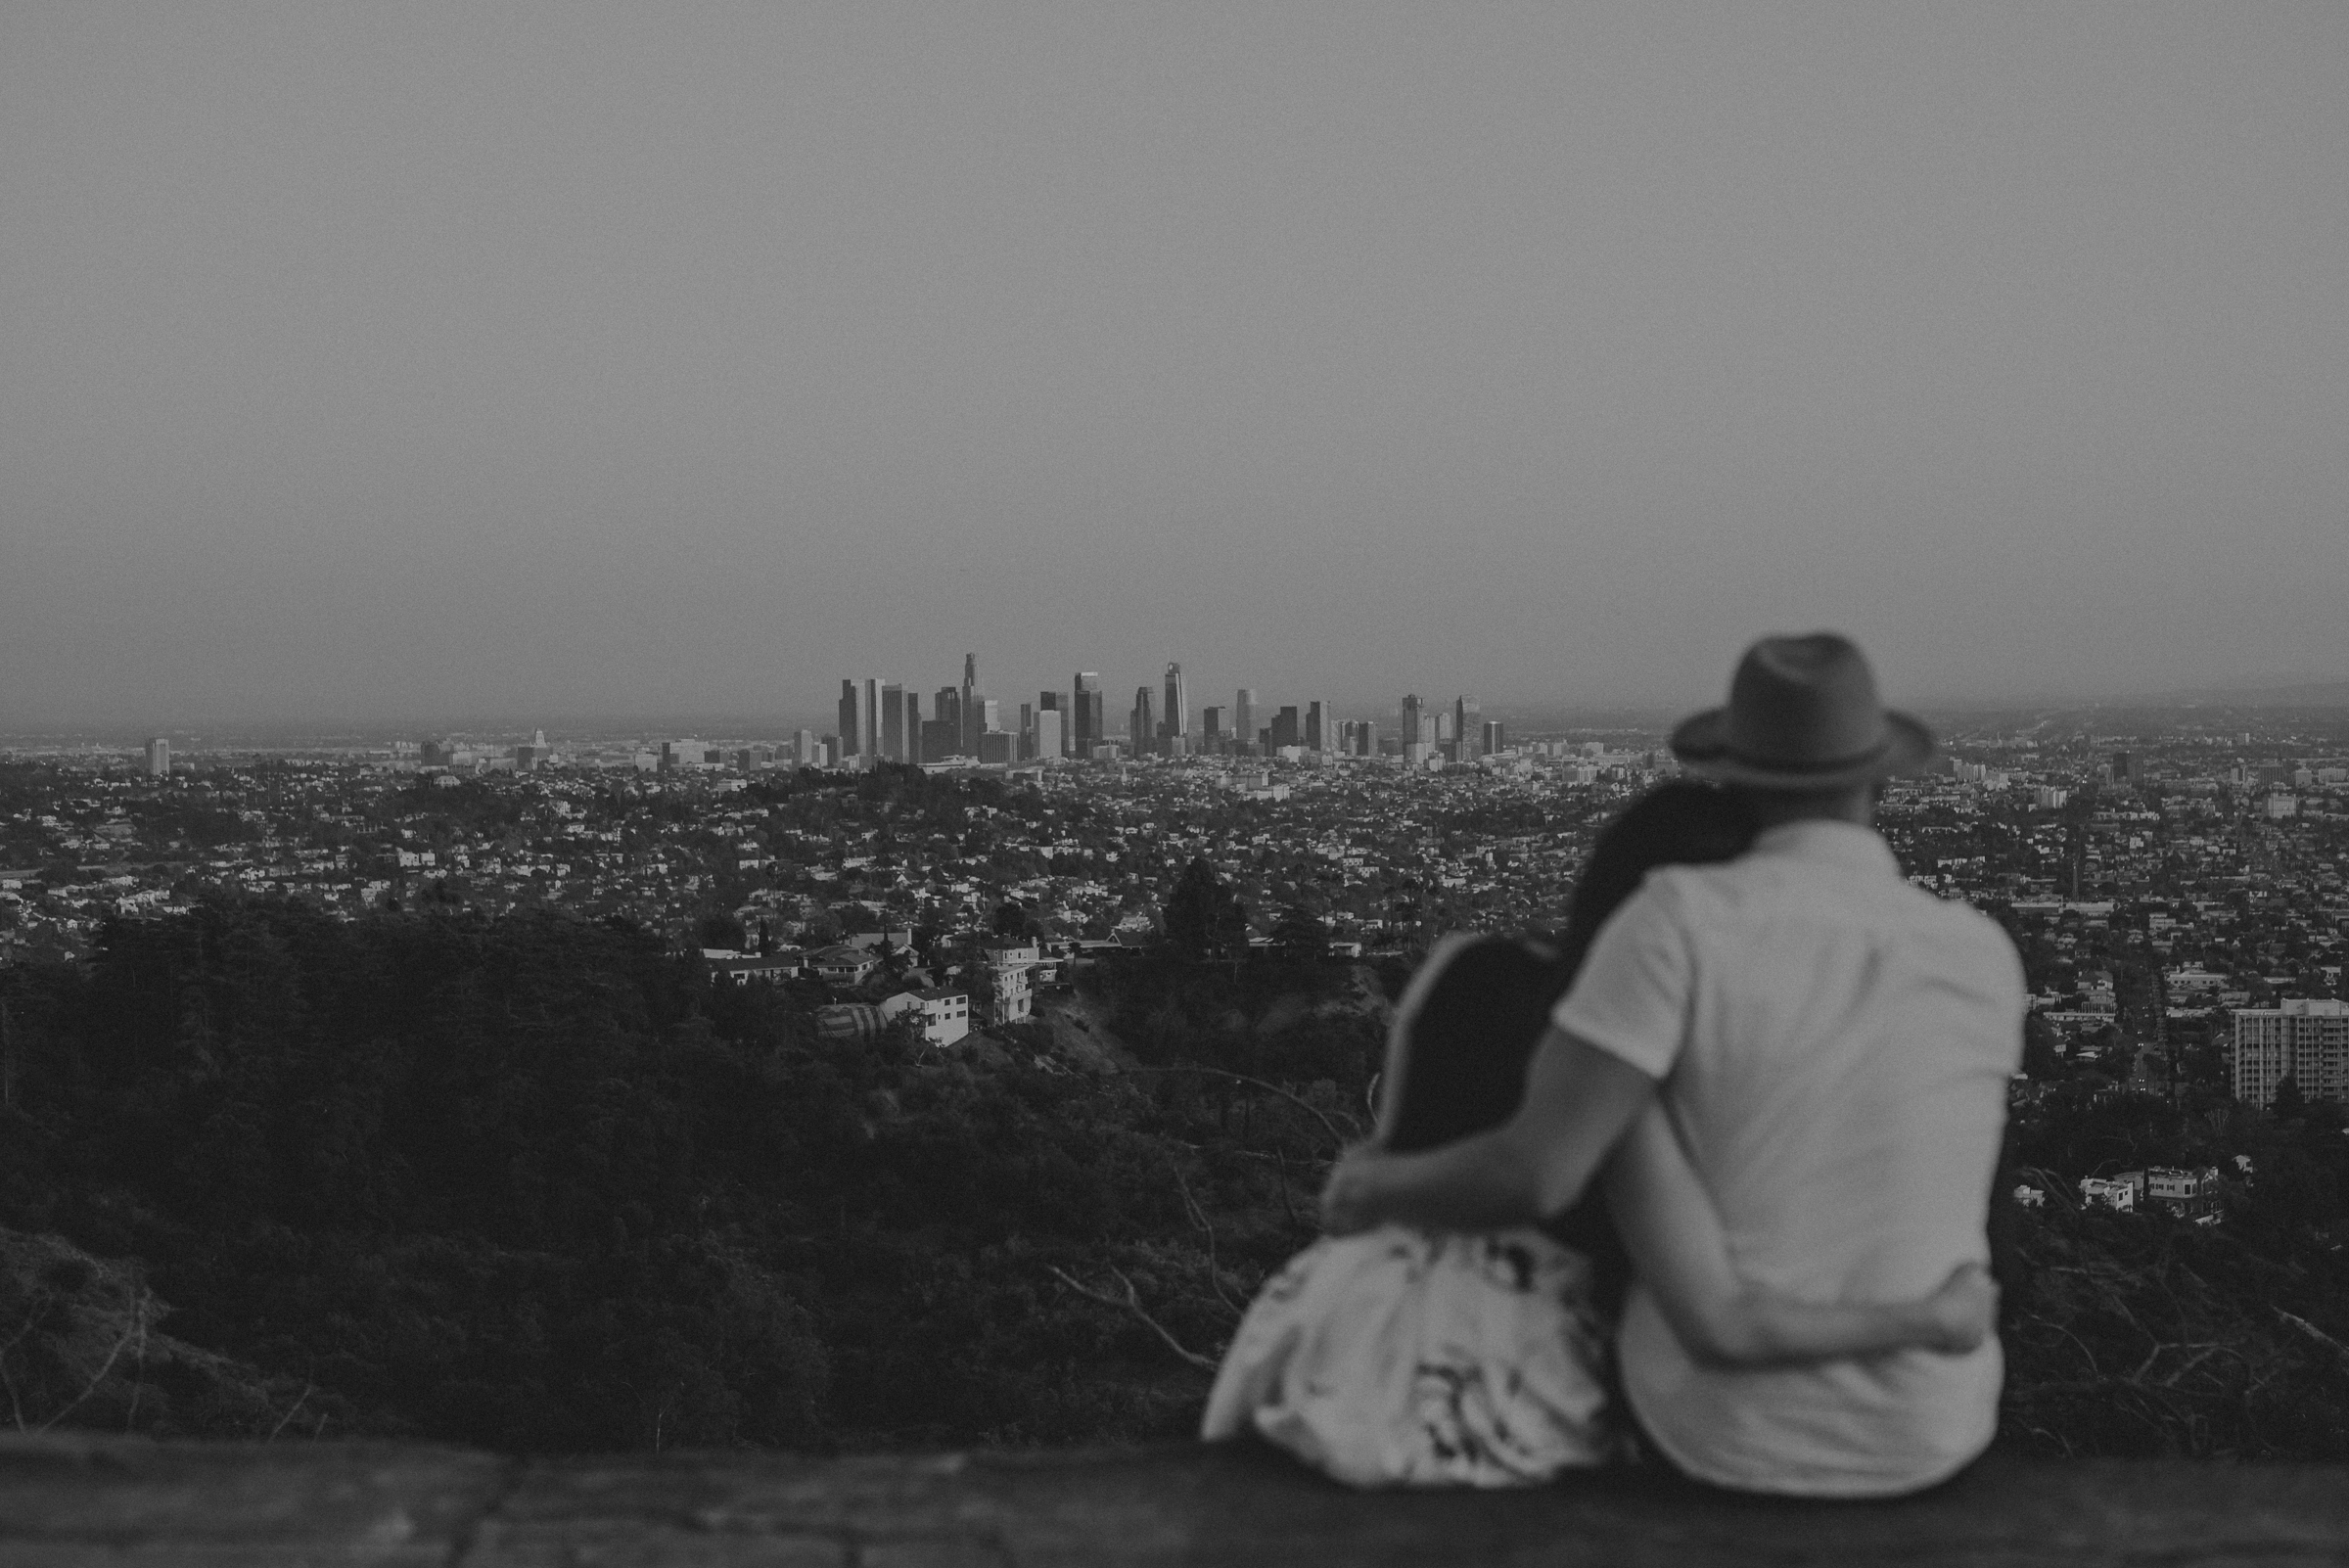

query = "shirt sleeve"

[{"left": 1549, "top": 875, "right": 1692, "bottom": 1081}]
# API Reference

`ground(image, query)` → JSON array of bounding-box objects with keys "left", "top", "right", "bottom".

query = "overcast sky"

[{"left": 5, "top": 3, "right": 2346, "bottom": 730}]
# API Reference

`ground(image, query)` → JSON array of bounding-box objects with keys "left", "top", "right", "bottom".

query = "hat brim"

[{"left": 1670, "top": 709, "right": 1934, "bottom": 790}]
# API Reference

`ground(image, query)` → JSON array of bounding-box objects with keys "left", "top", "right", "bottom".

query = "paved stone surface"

[{"left": 4, "top": 1434, "right": 2348, "bottom": 1566}]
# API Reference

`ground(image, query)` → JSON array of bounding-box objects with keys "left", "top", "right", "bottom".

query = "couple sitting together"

[{"left": 1201, "top": 633, "right": 2026, "bottom": 1499}]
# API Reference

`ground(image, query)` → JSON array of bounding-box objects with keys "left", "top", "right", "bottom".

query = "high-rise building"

[
  {"left": 792, "top": 729, "right": 817, "bottom": 766},
  {"left": 900, "top": 690, "right": 921, "bottom": 761},
  {"left": 1033, "top": 709, "right": 1062, "bottom": 762},
  {"left": 1074, "top": 672, "right": 1104, "bottom": 757},
  {"left": 861, "top": 679, "right": 884, "bottom": 762},
  {"left": 144, "top": 738, "right": 170, "bottom": 777},
  {"left": 1131, "top": 687, "right": 1156, "bottom": 754},
  {"left": 1401, "top": 695, "right": 1423, "bottom": 752},
  {"left": 2234, "top": 999, "right": 2349, "bottom": 1108},
  {"left": 1163, "top": 663, "right": 1189, "bottom": 746},
  {"left": 961, "top": 654, "right": 981, "bottom": 757},
  {"left": 2112, "top": 750, "right": 2133, "bottom": 781},
  {"left": 934, "top": 687, "right": 963, "bottom": 754},
  {"left": 1306, "top": 701, "right": 1334, "bottom": 753},
  {"left": 919, "top": 718, "right": 958, "bottom": 761},
  {"left": 1234, "top": 689, "right": 1257, "bottom": 752},
  {"left": 881, "top": 683, "right": 908, "bottom": 761},
  {"left": 1202, "top": 706, "right": 1226, "bottom": 747},
  {"left": 1482, "top": 719, "right": 1505, "bottom": 756},
  {"left": 973, "top": 697, "right": 999, "bottom": 737},
  {"left": 838, "top": 680, "right": 861, "bottom": 756},
  {"left": 1454, "top": 696, "right": 1481, "bottom": 754},
  {"left": 1036, "top": 691, "right": 1073, "bottom": 759},
  {"left": 1270, "top": 706, "right": 1301, "bottom": 750},
  {"left": 1018, "top": 703, "right": 1036, "bottom": 760}
]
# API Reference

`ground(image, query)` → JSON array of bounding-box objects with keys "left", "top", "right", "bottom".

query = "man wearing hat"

[{"left": 1321, "top": 632, "right": 2024, "bottom": 1497}]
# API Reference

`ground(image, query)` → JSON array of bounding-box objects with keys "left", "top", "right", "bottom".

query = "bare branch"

[
  {"left": 266, "top": 1381, "right": 314, "bottom": 1444},
  {"left": 1169, "top": 1158, "right": 1246, "bottom": 1320},
  {"left": 38, "top": 1287, "right": 145, "bottom": 1434},
  {"left": 1047, "top": 1265, "right": 1218, "bottom": 1371},
  {"left": 2277, "top": 1309, "right": 2349, "bottom": 1369}
]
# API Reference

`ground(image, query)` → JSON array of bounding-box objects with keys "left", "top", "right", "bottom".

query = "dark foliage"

[
  {"left": 4, "top": 895, "right": 2347, "bottom": 1459},
  {"left": 0, "top": 897, "right": 1353, "bottom": 1451}
]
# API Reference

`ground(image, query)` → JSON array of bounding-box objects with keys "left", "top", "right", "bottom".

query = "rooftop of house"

[{"left": 5, "top": 1434, "right": 2347, "bottom": 1566}]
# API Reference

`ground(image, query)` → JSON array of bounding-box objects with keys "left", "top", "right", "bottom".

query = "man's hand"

[
  {"left": 1918, "top": 1263, "right": 2000, "bottom": 1355},
  {"left": 1319, "top": 1142, "right": 1387, "bottom": 1235}
]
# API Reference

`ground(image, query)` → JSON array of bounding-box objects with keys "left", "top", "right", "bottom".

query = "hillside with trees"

[{"left": 0, "top": 894, "right": 2345, "bottom": 1457}]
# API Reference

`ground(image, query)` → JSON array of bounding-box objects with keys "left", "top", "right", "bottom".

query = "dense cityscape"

[{"left": 7, "top": 670, "right": 2347, "bottom": 1130}]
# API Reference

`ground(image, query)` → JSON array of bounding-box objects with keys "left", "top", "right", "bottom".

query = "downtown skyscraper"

[
  {"left": 1073, "top": 672, "right": 1104, "bottom": 758},
  {"left": 1130, "top": 685, "right": 1156, "bottom": 753},
  {"left": 960, "top": 653, "right": 981, "bottom": 757},
  {"left": 1162, "top": 663, "right": 1189, "bottom": 749}
]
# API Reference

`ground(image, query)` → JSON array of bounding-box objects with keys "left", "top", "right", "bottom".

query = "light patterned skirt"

[{"left": 1200, "top": 1223, "right": 1613, "bottom": 1488}]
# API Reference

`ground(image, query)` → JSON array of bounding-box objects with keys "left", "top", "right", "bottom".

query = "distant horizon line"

[{"left": 6, "top": 681, "right": 2347, "bottom": 746}]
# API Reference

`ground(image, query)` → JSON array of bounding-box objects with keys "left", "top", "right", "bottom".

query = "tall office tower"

[
  {"left": 1234, "top": 689, "right": 1258, "bottom": 751},
  {"left": 961, "top": 653, "right": 980, "bottom": 756},
  {"left": 1483, "top": 719, "right": 1505, "bottom": 756},
  {"left": 1033, "top": 709, "right": 1062, "bottom": 762},
  {"left": 934, "top": 687, "right": 963, "bottom": 752},
  {"left": 1163, "top": 663, "right": 1189, "bottom": 746},
  {"left": 919, "top": 717, "right": 958, "bottom": 761},
  {"left": 1131, "top": 687, "right": 1156, "bottom": 754},
  {"left": 1306, "top": 701, "right": 1333, "bottom": 752},
  {"left": 1270, "top": 706, "right": 1301, "bottom": 750},
  {"left": 793, "top": 729, "right": 817, "bottom": 765},
  {"left": 1036, "top": 691, "right": 1064, "bottom": 759},
  {"left": 838, "top": 680, "right": 861, "bottom": 756},
  {"left": 144, "top": 738, "right": 170, "bottom": 777},
  {"left": 1400, "top": 695, "right": 1423, "bottom": 751},
  {"left": 1354, "top": 720, "right": 1377, "bottom": 757},
  {"left": 861, "top": 678, "right": 884, "bottom": 761},
  {"left": 1018, "top": 703, "right": 1036, "bottom": 761},
  {"left": 1435, "top": 711, "right": 1455, "bottom": 744},
  {"left": 901, "top": 690, "right": 921, "bottom": 761},
  {"left": 1202, "top": 706, "right": 1226, "bottom": 747},
  {"left": 973, "top": 697, "right": 1000, "bottom": 737},
  {"left": 1059, "top": 691, "right": 1075, "bottom": 754},
  {"left": 1454, "top": 696, "right": 1481, "bottom": 752},
  {"left": 2112, "top": 750, "right": 2133, "bottom": 781},
  {"left": 1074, "top": 672, "right": 1104, "bottom": 755},
  {"left": 881, "top": 683, "right": 907, "bottom": 761}
]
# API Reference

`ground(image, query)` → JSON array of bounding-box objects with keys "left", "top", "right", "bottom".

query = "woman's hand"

[
  {"left": 1917, "top": 1263, "right": 2000, "bottom": 1355},
  {"left": 1318, "top": 1142, "right": 1387, "bottom": 1235}
]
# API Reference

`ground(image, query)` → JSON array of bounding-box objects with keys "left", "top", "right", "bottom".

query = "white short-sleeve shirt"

[{"left": 1552, "top": 818, "right": 2025, "bottom": 1498}]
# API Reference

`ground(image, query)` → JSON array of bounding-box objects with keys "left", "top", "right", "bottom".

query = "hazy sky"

[{"left": 6, "top": 3, "right": 2346, "bottom": 729}]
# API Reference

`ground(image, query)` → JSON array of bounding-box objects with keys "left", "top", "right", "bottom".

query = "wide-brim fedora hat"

[{"left": 1671, "top": 632, "right": 1933, "bottom": 791}]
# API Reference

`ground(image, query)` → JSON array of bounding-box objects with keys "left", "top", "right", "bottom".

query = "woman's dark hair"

[{"left": 1379, "top": 780, "right": 1759, "bottom": 1157}]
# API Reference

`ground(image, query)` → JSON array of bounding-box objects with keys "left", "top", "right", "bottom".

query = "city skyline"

[{"left": 6, "top": 7, "right": 2349, "bottom": 726}]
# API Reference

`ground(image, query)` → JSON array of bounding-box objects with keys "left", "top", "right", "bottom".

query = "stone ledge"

[{"left": 4, "top": 1433, "right": 2348, "bottom": 1566}]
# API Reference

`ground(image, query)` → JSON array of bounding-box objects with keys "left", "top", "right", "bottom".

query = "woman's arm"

[{"left": 1604, "top": 1104, "right": 1996, "bottom": 1369}]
